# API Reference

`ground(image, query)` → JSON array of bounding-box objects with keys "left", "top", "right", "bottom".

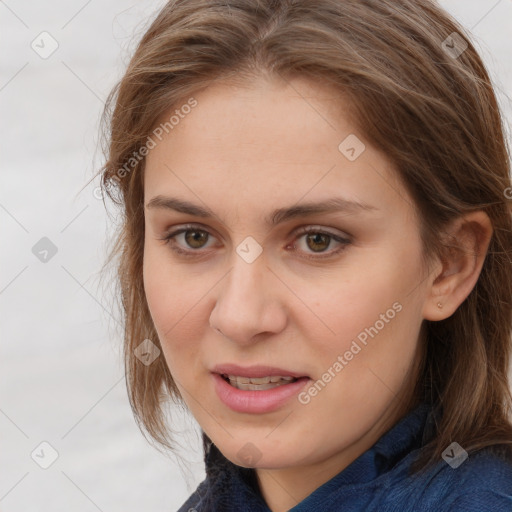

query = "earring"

[{"left": 437, "top": 302, "right": 443, "bottom": 309}]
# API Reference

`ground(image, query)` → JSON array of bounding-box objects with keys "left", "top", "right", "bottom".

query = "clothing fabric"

[{"left": 177, "top": 402, "right": 512, "bottom": 511}]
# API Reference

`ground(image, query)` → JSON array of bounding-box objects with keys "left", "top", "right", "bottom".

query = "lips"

[{"left": 211, "top": 364, "right": 311, "bottom": 413}]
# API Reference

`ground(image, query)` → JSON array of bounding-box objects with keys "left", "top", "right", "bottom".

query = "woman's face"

[{"left": 143, "top": 75, "right": 433, "bottom": 474}]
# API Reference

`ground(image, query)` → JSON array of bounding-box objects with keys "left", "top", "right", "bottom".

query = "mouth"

[
  {"left": 220, "top": 374, "right": 299, "bottom": 391},
  {"left": 211, "top": 364, "right": 311, "bottom": 413}
]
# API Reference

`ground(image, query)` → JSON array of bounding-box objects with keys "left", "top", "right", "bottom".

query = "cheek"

[
  {"left": 299, "top": 250, "right": 423, "bottom": 385},
  {"left": 296, "top": 268, "right": 401, "bottom": 354},
  {"left": 142, "top": 242, "right": 211, "bottom": 375},
  {"left": 143, "top": 243, "right": 172, "bottom": 329},
  {"left": 143, "top": 243, "right": 189, "bottom": 347}
]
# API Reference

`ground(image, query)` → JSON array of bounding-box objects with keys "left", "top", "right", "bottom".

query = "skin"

[{"left": 142, "top": 75, "right": 493, "bottom": 511}]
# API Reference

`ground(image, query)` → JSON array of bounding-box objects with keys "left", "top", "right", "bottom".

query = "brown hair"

[{"left": 95, "top": 0, "right": 512, "bottom": 474}]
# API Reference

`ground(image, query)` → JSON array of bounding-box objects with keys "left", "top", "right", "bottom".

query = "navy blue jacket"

[{"left": 177, "top": 402, "right": 512, "bottom": 511}]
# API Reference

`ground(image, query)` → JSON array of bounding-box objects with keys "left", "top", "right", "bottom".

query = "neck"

[{"left": 254, "top": 392, "right": 421, "bottom": 512}]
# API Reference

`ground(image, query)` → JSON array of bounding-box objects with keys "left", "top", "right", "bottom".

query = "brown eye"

[
  {"left": 292, "top": 226, "right": 351, "bottom": 260},
  {"left": 304, "top": 232, "right": 331, "bottom": 253},
  {"left": 183, "top": 229, "right": 209, "bottom": 249},
  {"left": 159, "top": 225, "right": 216, "bottom": 255}
]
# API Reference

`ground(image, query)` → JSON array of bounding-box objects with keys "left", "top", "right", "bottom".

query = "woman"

[{"left": 97, "top": 0, "right": 512, "bottom": 510}]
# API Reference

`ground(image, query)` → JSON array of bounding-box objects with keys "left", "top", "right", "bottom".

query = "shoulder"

[
  {"left": 382, "top": 445, "right": 512, "bottom": 511},
  {"left": 427, "top": 447, "right": 512, "bottom": 512}
]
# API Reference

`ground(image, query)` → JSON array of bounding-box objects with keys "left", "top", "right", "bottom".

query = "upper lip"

[{"left": 212, "top": 363, "right": 308, "bottom": 379}]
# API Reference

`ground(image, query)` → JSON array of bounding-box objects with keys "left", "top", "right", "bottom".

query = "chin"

[{"left": 214, "top": 437, "right": 309, "bottom": 470}]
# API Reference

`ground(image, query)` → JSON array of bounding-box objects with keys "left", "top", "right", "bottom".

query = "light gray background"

[{"left": 1, "top": 1, "right": 511, "bottom": 511}]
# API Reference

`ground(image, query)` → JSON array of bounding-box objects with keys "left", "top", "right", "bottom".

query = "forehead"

[{"left": 144, "top": 76, "right": 412, "bottom": 224}]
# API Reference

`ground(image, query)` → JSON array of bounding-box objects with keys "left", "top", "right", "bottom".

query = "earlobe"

[{"left": 422, "top": 211, "right": 493, "bottom": 321}]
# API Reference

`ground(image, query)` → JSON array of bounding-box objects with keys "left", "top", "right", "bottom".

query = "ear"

[{"left": 423, "top": 210, "right": 493, "bottom": 321}]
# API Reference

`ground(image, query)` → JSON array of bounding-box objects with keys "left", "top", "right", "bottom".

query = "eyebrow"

[{"left": 145, "top": 195, "right": 378, "bottom": 226}]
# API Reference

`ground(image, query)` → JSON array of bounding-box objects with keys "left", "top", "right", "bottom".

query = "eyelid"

[
  {"left": 159, "top": 222, "right": 352, "bottom": 258},
  {"left": 161, "top": 222, "right": 351, "bottom": 240}
]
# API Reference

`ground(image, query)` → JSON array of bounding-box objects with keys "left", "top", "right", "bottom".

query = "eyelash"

[{"left": 157, "top": 224, "right": 351, "bottom": 260}]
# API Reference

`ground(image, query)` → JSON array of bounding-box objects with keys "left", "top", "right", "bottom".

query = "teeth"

[
  {"left": 225, "top": 374, "right": 298, "bottom": 390},
  {"left": 249, "top": 376, "right": 270, "bottom": 384},
  {"left": 228, "top": 375, "right": 250, "bottom": 383}
]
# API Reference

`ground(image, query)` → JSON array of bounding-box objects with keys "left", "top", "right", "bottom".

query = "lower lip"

[{"left": 212, "top": 373, "right": 310, "bottom": 414}]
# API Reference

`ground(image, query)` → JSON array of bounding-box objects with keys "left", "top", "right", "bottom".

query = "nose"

[{"left": 209, "top": 253, "right": 287, "bottom": 345}]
